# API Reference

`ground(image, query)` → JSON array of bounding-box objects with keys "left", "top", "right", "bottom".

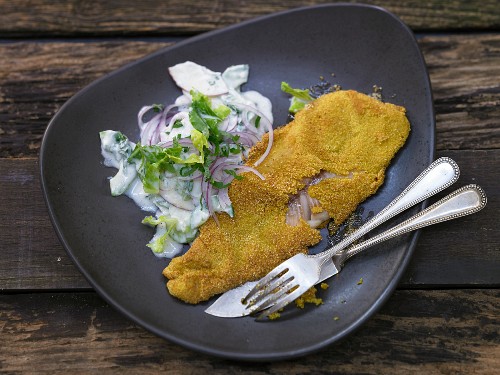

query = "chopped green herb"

[
  {"left": 224, "top": 169, "right": 244, "bottom": 180},
  {"left": 189, "top": 90, "right": 229, "bottom": 140},
  {"left": 114, "top": 131, "right": 128, "bottom": 143},
  {"left": 357, "top": 277, "right": 364, "bottom": 285},
  {"left": 173, "top": 119, "right": 183, "bottom": 128},
  {"left": 210, "top": 179, "right": 230, "bottom": 189},
  {"left": 152, "top": 103, "right": 164, "bottom": 113},
  {"left": 229, "top": 145, "right": 242, "bottom": 154},
  {"left": 128, "top": 140, "right": 184, "bottom": 194},
  {"left": 255, "top": 116, "right": 261, "bottom": 128},
  {"left": 127, "top": 92, "right": 250, "bottom": 192},
  {"left": 179, "top": 165, "right": 199, "bottom": 177}
]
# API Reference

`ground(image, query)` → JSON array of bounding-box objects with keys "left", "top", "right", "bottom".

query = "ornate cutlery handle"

[
  {"left": 317, "top": 157, "right": 460, "bottom": 262},
  {"left": 338, "top": 184, "right": 487, "bottom": 264}
]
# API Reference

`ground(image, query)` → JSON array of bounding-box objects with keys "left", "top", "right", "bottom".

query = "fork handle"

[
  {"left": 337, "top": 184, "right": 487, "bottom": 264},
  {"left": 317, "top": 157, "right": 460, "bottom": 261}
]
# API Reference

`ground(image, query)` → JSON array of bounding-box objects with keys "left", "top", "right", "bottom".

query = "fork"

[
  {"left": 246, "top": 183, "right": 487, "bottom": 319},
  {"left": 241, "top": 157, "right": 461, "bottom": 317}
]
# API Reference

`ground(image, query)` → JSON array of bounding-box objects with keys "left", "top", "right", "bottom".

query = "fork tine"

[
  {"left": 246, "top": 273, "right": 293, "bottom": 307},
  {"left": 243, "top": 264, "right": 290, "bottom": 302},
  {"left": 246, "top": 279, "right": 298, "bottom": 316},
  {"left": 246, "top": 275, "right": 295, "bottom": 311},
  {"left": 256, "top": 286, "right": 306, "bottom": 320}
]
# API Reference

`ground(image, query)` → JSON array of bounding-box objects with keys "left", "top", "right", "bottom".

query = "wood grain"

[
  {"left": 1, "top": 2, "right": 498, "bottom": 372},
  {"left": 419, "top": 35, "right": 500, "bottom": 151},
  {"left": 1, "top": 289, "right": 498, "bottom": 372},
  {"left": 0, "top": 150, "right": 498, "bottom": 291},
  {"left": 0, "top": 158, "right": 90, "bottom": 291},
  {"left": 403, "top": 150, "right": 500, "bottom": 287},
  {"left": 0, "top": 0, "right": 499, "bottom": 37},
  {"left": 0, "top": 41, "right": 170, "bottom": 158},
  {"left": 1, "top": 34, "right": 499, "bottom": 158}
]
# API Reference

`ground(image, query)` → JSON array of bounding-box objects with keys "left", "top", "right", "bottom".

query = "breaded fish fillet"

[{"left": 163, "top": 90, "right": 410, "bottom": 303}]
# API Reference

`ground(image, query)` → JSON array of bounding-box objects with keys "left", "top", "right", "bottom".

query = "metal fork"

[
  {"left": 241, "top": 157, "right": 461, "bottom": 317},
  {"left": 246, "top": 184, "right": 486, "bottom": 319}
]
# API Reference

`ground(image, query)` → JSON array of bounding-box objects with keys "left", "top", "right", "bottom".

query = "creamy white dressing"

[
  {"left": 100, "top": 62, "right": 273, "bottom": 258},
  {"left": 161, "top": 112, "right": 193, "bottom": 142},
  {"left": 168, "top": 61, "right": 228, "bottom": 96},
  {"left": 125, "top": 178, "right": 157, "bottom": 212},
  {"left": 100, "top": 130, "right": 137, "bottom": 196}
]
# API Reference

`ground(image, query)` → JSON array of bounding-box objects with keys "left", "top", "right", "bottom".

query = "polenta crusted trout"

[{"left": 163, "top": 90, "right": 410, "bottom": 304}]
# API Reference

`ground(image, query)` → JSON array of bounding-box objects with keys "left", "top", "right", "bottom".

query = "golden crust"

[{"left": 163, "top": 90, "right": 410, "bottom": 304}]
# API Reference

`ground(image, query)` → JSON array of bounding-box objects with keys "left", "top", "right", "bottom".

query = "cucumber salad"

[{"left": 100, "top": 61, "right": 274, "bottom": 258}]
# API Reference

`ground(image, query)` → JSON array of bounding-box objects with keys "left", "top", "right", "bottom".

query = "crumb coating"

[{"left": 163, "top": 90, "right": 410, "bottom": 303}]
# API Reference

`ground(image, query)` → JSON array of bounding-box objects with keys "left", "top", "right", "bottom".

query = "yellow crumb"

[
  {"left": 311, "top": 206, "right": 324, "bottom": 214},
  {"left": 295, "top": 287, "right": 323, "bottom": 308},
  {"left": 164, "top": 90, "right": 410, "bottom": 304},
  {"left": 268, "top": 312, "right": 281, "bottom": 320}
]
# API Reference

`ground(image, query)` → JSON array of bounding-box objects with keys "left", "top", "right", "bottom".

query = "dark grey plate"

[{"left": 40, "top": 4, "right": 434, "bottom": 361}]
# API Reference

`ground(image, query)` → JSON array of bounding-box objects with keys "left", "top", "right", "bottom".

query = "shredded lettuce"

[
  {"left": 142, "top": 215, "right": 178, "bottom": 254},
  {"left": 142, "top": 215, "right": 176, "bottom": 227},
  {"left": 191, "top": 128, "right": 209, "bottom": 156},
  {"left": 100, "top": 62, "right": 274, "bottom": 260},
  {"left": 142, "top": 215, "right": 196, "bottom": 255},
  {"left": 128, "top": 139, "right": 199, "bottom": 194},
  {"left": 189, "top": 90, "right": 230, "bottom": 139},
  {"left": 281, "top": 82, "right": 313, "bottom": 114},
  {"left": 128, "top": 92, "right": 239, "bottom": 194},
  {"left": 128, "top": 144, "right": 175, "bottom": 194}
]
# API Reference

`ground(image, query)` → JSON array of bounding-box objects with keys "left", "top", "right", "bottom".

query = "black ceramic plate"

[{"left": 41, "top": 4, "right": 434, "bottom": 361}]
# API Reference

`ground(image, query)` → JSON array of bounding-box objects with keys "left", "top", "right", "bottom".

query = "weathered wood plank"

[
  {"left": 1, "top": 34, "right": 499, "bottom": 158},
  {"left": 403, "top": 149, "right": 500, "bottom": 286},
  {"left": 0, "top": 41, "right": 170, "bottom": 158},
  {"left": 0, "top": 0, "right": 499, "bottom": 38},
  {"left": 419, "top": 35, "right": 500, "bottom": 151},
  {"left": 0, "top": 158, "right": 90, "bottom": 291},
  {"left": 0, "top": 149, "right": 498, "bottom": 291},
  {"left": 1, "top": 289, "right": 498, "bottom": 371}
]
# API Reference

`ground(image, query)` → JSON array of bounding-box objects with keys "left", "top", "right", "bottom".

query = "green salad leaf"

[
  {"left": 126, "top": 91, "right": 245, "bottom": 194},
  {"left": 142, "top": 215, "right": 178, "bottom": 254},
  {"left": 281, "top": 82, "right": 314, "bottom": 114},
  {"left": 128, "top": 141, "right": 183, "bottom": 194},
  {"left": 191, "top": 128, "right": 209, "bottom": 155},
  {"left": 189, "top": 90, "right": 230, "bottom": 138}
]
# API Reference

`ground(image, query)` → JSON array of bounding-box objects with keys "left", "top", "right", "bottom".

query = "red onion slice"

[
  {"left": 138, "top": 104, "right": 180, "bottom": 146},
  {"left": 217, "top": 188, "right": 231, "bottom": 210},
  {"left": 229, "top": 102, "right": 273, "bottom": 166},
  {"left": 231, "top": 165, "right": 265, "bottom": 180},
  {"left": 159, "top": 189, "right": 194, "bottom": 211},
  {"left": 231, "top": 131, "right": 260, "bottom": 146}
]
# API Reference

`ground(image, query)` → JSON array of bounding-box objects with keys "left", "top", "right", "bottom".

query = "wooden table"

[{"left": 1, "top": 1, "right": 499, "bottom": 373}]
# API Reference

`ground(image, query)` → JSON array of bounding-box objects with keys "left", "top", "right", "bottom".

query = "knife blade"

[{"left": 205, "top": 257, "right": 340, "bottom": 317}]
